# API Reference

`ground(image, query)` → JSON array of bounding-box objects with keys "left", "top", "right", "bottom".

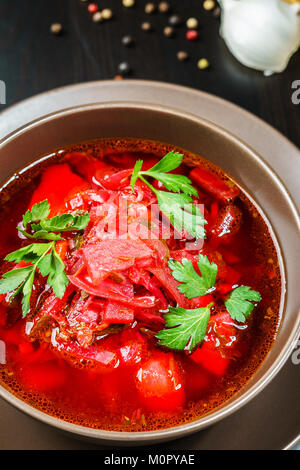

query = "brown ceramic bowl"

[{"left": 0, "top": 102, "right": 299, "bottom": 446}]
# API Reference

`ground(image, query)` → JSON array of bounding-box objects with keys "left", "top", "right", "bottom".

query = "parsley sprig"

[
  {"left": 156, "top": 304, "right": 212, "bottom": 352},
  {"left": 0, "top": 200, "right": 89, "bottom": 317},
  {"left": 131, "top": 151, "right": 207, "bottom": 239},
  {"left": 19, "top": 201, "right": 89, "bottom": 241},
  {"left": 225, "top": 286, "right": 262, "bottom": 323},
  {"left": 156, "top": 253, "right": 261, "bottom": 352},
  {"left": 168, "top": 254, "right": 217, "bottom": 299}
]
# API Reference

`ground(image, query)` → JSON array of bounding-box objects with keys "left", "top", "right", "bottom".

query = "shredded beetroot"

[{"left": 0, "top": 147, "right": 276, "bottom": 428}]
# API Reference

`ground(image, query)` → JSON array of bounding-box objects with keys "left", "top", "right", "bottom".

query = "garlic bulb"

[{"left": 219, "top": 0, "right": 300, "bottom": 75}]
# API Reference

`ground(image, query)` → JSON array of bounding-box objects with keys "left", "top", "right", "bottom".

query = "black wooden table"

[
  {"left": 0, "top": 0, "right": 299, "bottom": 451},
  {"left": 0, "top": 0, "right": 299, "bottom": 148}
]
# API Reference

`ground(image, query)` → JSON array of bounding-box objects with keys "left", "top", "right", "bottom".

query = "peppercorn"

[
  {"left": 168, "top": 14, "right": 182, "bottom": 26},
  {"left": 186, "top": 30, "right": 198, "bottom": 41},
  {"left": 177, "top": 51, "right": 189, "bottom": 61},
  {"left": 88, "top": 3, "right": 98, "bottom": 13},
  {"left": 102, "top": 8, "right": 113, "bottom": 20},
  {"left": 213, "top": 6, "right": 221, "bottom": 18},
  {"left": 158, "top": 1, "right": 170, "bottom": 13},
  {"left": 92, "top": 11, "right": 103, "bottom": 23},
  {"left": 197, "top": 58, "right": 210, "bottom": 69},
  {"left": 145, "top": 3, "right": 156, "bottom": 14},
  {"left": 203, "top": 0, "right": 215, "bottom": 11},
  {"left": 122, "top": 35, "right": 135, "bottom": 47},
  {"left": 164, "top": 26, "right": 175, "bottom": 38},
  {"left": 50, "top": 23, "right": 63, "bottom": 35},
  {"left": 122, "top": 0, "right": 135, "bottom": 7},
  {"left": 186, "top": 17, "right": 198, "bottom": 29},
  {"left": 141, "top": 22, "right": 152, "bottom": 32},
  {"left": 118, "top": 62, "right": 131, "bottom": 76}
]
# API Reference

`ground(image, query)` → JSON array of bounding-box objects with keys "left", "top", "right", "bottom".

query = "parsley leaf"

[
  {"left": 0, "top": 242, "right": 68, "bottom": 317},
  {"left": 0, "top": 266, "right": 33, "bottom": 295},
  {"left": 0, "top": 200, "right": 90, "bottom": 317},
  {"left": 225, "top": 286, "right": 262, "bottom": 323},
  {"left": 38, "top": 249, "right": 68, "bottom": 299},
  {"left": 22, "top": 200, "right": 50, "bottom": 227},
  {"left": 168, "top": 254, "right": 217, "bottom": 299},
  {"left": 5, "top": 243, "right": 53, "bottom": 264},
  {"left": 156, "top": 191, "right": 207, "bottom": 239},
  {"left": 130, "top": 152, "right": 207, "bottom": 239},
  {"left": 146, "top": 151, "right": 184, "bottom": 173},
  {"left": 33, "top": 212, "right": 90, "bottom": 233},
  {"left": 138, "top": 151, "right": 198, "bottom": 197},
  {"left": 0, "top": 242, "right": 54, "bottom": 317},
  {"left": 156, "top": 304, "right": 212, "bottom": 352},
  {"left": 18, "top": 229, "right": 63, "bottom": 241},
  {"left": 19, "top": 200, "right": 90, "bottom": 240}
]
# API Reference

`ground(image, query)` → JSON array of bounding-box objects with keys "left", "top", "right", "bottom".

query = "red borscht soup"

[{"left": 0, "top": 139, "right": 281, "bottom": 431}]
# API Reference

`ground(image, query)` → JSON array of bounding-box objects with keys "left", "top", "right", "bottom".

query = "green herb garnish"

[
  {"left": 0, "top": 200, "right": 90, "bottom": 317},
  {"left": 19, "top": 201, "right": 89, "bottom": 241},
  {"left": 157, "top": 254, "right": 261, "bottom": 352},
  {"left": 168, "top": 254, "right": 217, "bottom": 299},
  {"left": 156, "top": 304, "right": 212, "bottom": 352},
  {"left": 225, "top": 286, "right": 262, "bottom": 323},
  {"left": 131, "top": 152, "right": 207, "bottom": 239}
]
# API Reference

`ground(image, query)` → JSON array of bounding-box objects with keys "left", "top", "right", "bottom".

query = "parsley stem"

[{"left": 138, "top": 174, "right": 158, "bottom": 195}]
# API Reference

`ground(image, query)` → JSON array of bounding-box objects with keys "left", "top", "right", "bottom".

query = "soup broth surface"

[{"left": 0, "top": 138, "right": 281, "bottom": 431}]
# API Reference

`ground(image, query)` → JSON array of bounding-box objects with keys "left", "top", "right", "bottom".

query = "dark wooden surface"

[{"left": 0, "top": 0, "right": 299, "bottom": 148}]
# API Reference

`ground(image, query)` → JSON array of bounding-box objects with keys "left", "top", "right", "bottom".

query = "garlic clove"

[{"left": 219, "top": 0, "right": 300, "bottom": 74}]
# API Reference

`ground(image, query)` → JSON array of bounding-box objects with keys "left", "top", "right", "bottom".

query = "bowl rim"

[{"left": 0, "top": 100, "right": 299, "bottom": 443}]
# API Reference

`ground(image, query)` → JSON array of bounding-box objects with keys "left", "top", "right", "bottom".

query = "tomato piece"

[
  {"left": 29, "top": 164, "right": 89, "bottom": 215},
  {"left": 18, "top": 342, "right": 35, "bottom": 355},
  {"left": 103, "top": 302, "right": 134, "bottom": 324},
  {"left": 191, "top": 343, "right": 230, "bottom": 377},
  {"left": 55, "top": 240, "right": 68, "bottom": 261},
  {"left": 82, "top": 239, "right": 153, "bottom": 285},
  {"left": 218, "top": 283, "right": 234, "bottom": 295},
  {"left": 98, "top": 371, "right": 121, "bottom": 412},
  {"left": 119, "top": 329, "right": 147, "bottom": 366},
  {"left": 191, "top": 312, "right": 236, "bottom": 376},
  {"left": 189, "top": 167, "right": 239, "bottom": 203},
  {"left": 95, "top": 169, "right": 132, "bottom": 190},
  {"left": 184, "top": 363, "right": 211, "bottom": 400},
  {"left": 189, "top": 294, "right": 214, "bottom": 309},
  {"left": 65, "top": 152, "right": 111, "bottom": 183},
  {"left": 218, "top": 265, "right": 241, "bottom": 285},
  {"left": 210, "top": 204, "right": 242, "bottom": 242},
  {"left": 20, "top": 362, "right": 66, "bottom": 392},
  {"left": 136, "top": 352, "right": 185, "bottom": 413}
]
